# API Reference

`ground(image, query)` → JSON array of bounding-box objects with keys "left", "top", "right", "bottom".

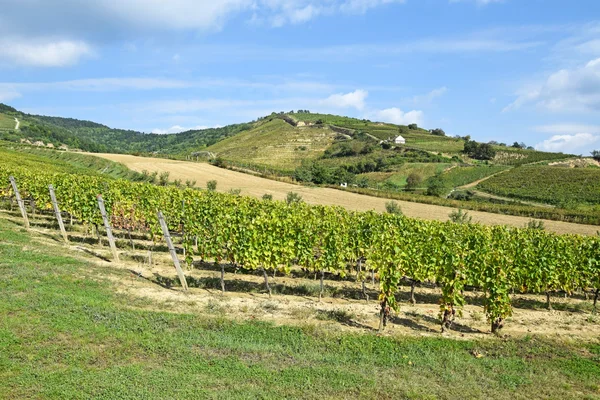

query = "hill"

[
  {"left": 4, "top": 103, "right": 598, "bottom": 216},
  {"left": 0, "top": 104, "right": 250, "bottom": 154}
]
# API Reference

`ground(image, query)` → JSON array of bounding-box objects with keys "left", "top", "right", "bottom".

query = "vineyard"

[
  {"left": 1, "top": 162, "right": 599, "bottom": 335},
  {"left": 478, "top": 165, "right": 600, "bottom": 207}
]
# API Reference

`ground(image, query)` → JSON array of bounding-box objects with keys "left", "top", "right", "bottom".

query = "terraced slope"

[{"left": 207, "top": 118, "right": 338, "bottom": 172}]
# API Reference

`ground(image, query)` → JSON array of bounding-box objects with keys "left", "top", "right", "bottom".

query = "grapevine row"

[{"left": 1, "top": 165, "right": 598, "bottom": 333}]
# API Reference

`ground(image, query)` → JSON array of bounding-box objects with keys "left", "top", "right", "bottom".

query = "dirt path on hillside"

[
  {"left": 458, "top": 169, "right": 510, "bottom": 190},
  {"left": 92, "top": 153, "right": 600, "bottom": 236},
  {"left": 14, "top": 118, "right": 19, "bottom": 130}
]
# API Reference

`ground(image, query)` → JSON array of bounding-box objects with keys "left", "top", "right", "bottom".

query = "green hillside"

[
  {"left": 0, "top": 104, "right": 250, "bottom": 154},
  {"left": 0, "top": 113, "right": 16, "bottom": 131},
  {"left": 207, "top": 118, "right": 337, "bottom": 173},
  {"left": 478, "top": 165, "right": 600, "bottom": 207},
  {"left": 1, "top": 103, "right": 591, "bottom": 205}
]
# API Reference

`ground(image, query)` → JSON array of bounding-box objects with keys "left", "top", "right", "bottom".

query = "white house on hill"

[{"left": 395, "top": 135, "right": 406, "bottom": 144}]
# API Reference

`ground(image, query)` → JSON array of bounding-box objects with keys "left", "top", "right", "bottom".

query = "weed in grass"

[
  {"left": 470, "top": 311, "right": 485, "bottom": 322},
  {"left": 205, "top": 299, "right": 227, "bottom": 314},
  {"left": 257, "top": 301, "right": 280, "bottom": 313},
  {"left": 289, "top": 307, "right": 315, "bottom": 320},
  {"left": 316, "top": 309, "right": 356, "bottom": 323}
]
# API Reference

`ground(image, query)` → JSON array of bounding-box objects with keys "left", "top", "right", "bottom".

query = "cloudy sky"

[{"left": 1, "top": 0, "right": 599, "bottom": 154}]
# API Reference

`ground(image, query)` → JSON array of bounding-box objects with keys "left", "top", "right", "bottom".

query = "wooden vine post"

[
  {"left": 48, "top": 185, "right": 68, "bottom": 243},
  {"left": 158, "top": 211, "right": 189, "bottom": 291},
  {"left": 9, "top": 176, "right": 29, "bottom": 230},
  {"left": 96, "top": 195, "right": 120, "bottom": 262}
]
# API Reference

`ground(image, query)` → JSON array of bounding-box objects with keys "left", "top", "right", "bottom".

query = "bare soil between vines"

[{"left": 4, "top": 210, "right": 599, "bottom": 342}]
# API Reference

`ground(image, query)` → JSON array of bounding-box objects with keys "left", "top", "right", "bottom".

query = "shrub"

[
  {"left": 526, "top": 220, "right": 545, "bottom": 230},
  {"left": 286, "top": 192, "right": 303, "bottom": 204},
  {"left": 158, "top": 171, "right": 170, "bottom": 186},
  {"left": 385, "top": 201, "right": 402, "bottom": 215},
  {"left": 448, "top": 190, "right": 473, "bottom": 201},
  {"left": 592, "top": 150, "right": 600, "bottom": 162},
  {"left": 185, "top": 179, "right": 196, "bottom": 188},
  {"left": 449, "top": 209, "right": 472, "bottom": 224},
  {"left": 207, "top": 180, "right": 217, "bottom": 191},
  {"left": 228, "top": 188, "right": 241, "bottom": 196},
  {"left": 210, "top": 157, "right": 226, "bottom": 167},
  {"left": 431, "top": 128, "right": 446, "bottom": 136},
  {"left": 149, "top": 171, "right": 158, "bottom": 184},
  {"left": 262, "top": 194, "right": 273, "bottom": 201},
  {"left": 408, "top": 123, "right": 418, "bottom": 130}
]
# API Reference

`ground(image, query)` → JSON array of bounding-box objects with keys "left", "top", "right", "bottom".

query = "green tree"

[
  {"left": 591, "top": 150, "right": 600, "bottom": 162},
  {"left": 405, "top": 172, "right": 422, "bottom": 191},
  {"left": 426, "top": 175, "right": 446, "bottom": 197}
]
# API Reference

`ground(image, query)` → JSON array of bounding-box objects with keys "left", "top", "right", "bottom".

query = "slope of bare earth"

[{"left": 92, "top": 153, "right": 600, "bottom": 236}]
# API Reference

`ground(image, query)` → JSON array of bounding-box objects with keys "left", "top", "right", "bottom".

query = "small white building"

[{"left": 395, "top": 135, "right": 406, "bottom": 145}]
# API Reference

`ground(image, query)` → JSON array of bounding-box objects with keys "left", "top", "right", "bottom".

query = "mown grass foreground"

[{"left": 0, "top": 218, "right": 599, "bottom": 399}]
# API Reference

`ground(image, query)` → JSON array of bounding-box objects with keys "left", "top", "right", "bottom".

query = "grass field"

[
  {"left": 478, "top": 165, "right": 600, "bottom": 206},
  {"left": 1, "top": 213, "right": 600, "bottom": 399},
  {"left": 207, "top": 119, "right": 336, "bottom": 172}
]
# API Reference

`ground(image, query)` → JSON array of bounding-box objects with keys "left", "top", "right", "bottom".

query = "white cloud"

[
  {"left": 321, "top": 89, "right": 368, "bottom": 110},
  {"left": 505, "top": 58, "right": 600, "bottom": 113},
  {"left": 534, "top": 124, "right": 600, "bottom": 135},
  {"left": 412, "top": 86, "right": 447, "bottom": 104},
  {"left": 0, "top": 38, "right": 93, "bottom": 67},
  {"left": 535, "top": 133, "right": 600, "bottom": 153},
  {"left": 0, "top": 0, "right": 405, "bottom": 35},
  {"left": 0, "top": 90, "right": 21, "bottom": 102},
  {"left": 367, "top": 107, "right": 424, "bottom": 125},
  {"left": 151, "top": 124, "right": 210, "bottom": 134}
]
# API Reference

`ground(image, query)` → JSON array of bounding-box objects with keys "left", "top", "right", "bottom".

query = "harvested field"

[{"left": 92, "top": 153, "right": 600, "bottom": 236}]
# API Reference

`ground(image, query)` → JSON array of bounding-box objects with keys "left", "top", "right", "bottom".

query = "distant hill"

[
  {"left": 4, "top": 103, "right": 594, "bottom": 211},
  {"left": 0, "top": 104, "right": 251, "bottom": 154}
]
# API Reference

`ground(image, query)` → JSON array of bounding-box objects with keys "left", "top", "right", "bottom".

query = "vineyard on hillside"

[
  {"left": 1, "top": 160, "right": 599, "bottom": 334},
  {"left": 478, "top": 166, "right": 600, "bottom": 206}
]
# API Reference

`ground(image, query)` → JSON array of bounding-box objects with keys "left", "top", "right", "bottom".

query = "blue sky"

[{"left": 1, "top": 0, "right": 600, "bottom": 155}]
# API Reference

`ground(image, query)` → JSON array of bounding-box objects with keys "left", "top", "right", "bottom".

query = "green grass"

[
  {"left": 0, "top": 113, "right": 16, "bottom": 131},
  {"left": 0, "top": 142, "right": 151, "bottom": 181},
  {"left": 430, "top": 165, "right": 511, "bottom": 189},
  {"left": 208, "top": 119, "right": 337, "bottom": 172},
  {"left": 478, "top": 165, "right": 600, "bottom": 207},
  {"left": 360, "top": 163, "right": 452, "bottom": 188},
  {"left": 1, "top": 217, "right": 600, "bottom": 399}
]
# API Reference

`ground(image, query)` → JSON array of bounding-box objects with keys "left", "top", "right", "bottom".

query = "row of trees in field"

[{"left": 1, "top": 163, "right": 598, "bottom": 333}]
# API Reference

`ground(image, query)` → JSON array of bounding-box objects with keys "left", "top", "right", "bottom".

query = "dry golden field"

[{"left": 93, "top": 153, "right": 600, "bottom": 236}]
